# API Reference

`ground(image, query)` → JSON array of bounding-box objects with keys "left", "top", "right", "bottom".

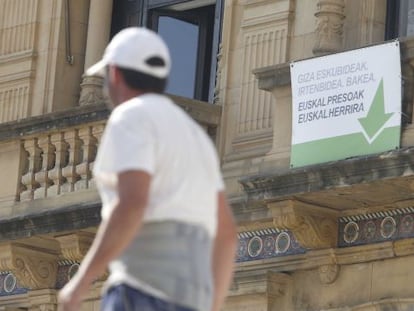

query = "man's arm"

[
  {"left": 211, "top": 191, "right": 238, "bottom": 311},
  {"left": 58, "top": 170, "right": 151, "bottom": 311}
]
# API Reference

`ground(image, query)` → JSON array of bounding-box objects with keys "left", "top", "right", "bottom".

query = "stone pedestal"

[
  {"left": 79, "top": 0, "right": 113, "bottom": 106},
  {"left": 313, "top": 0, "right": 345, "bottom": 55}
]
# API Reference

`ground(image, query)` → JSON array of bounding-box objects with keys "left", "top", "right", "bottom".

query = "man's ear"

[{"left": 108, "top": 65, "right": 121, "bottom": 85}]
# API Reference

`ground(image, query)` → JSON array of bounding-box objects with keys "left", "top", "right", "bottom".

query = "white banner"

[{"left": 290, "top": 41, "right": 401, "bottom": 167}]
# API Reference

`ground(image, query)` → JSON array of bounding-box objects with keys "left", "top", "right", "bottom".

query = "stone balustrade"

[
  {"left": 19, "top": 122, "right": 104, "bottom": 201},
  {"left": 0, "top": 97, "right": 221, "bottom": 207}
]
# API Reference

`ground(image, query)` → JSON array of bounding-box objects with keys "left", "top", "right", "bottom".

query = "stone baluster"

[
  {"left": 61, "top": 130, "right": 82, "bottom": 193},
  {"left": 88, "top": 123, "right": 105, "bottom": 188},
  {"left": 34, "top": 136, "right": 55, "bottom": 199},
  {"left": 75, "top": 126, "right": 97, "bottom": 191},
  {"left": 48, "top": 133, "right": 68, "bottom": 196},
  {"left": 313, "top": 0, "right": 345, "bottom": 56},
  {"left": 20, "top": 138, "right": 41, "bottom": 201}
]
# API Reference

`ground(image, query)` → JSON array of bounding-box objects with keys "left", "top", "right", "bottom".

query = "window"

[
  {"left": 386, "top": 0, "right": 414, "bottom": 39},
  {"left": 111, "top": 0, "right": 223, "bottom": 102}
]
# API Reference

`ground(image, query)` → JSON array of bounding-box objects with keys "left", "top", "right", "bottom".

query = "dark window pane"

[{"left": 158, "top": 16, "right": 199, "bottom": 98}]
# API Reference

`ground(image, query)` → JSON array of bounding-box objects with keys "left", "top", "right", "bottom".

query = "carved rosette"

[
  {"left": 268, "top": 200, "right": 338, "bottom": 249},
  {"left": 313, "top": 0, "right": 345, "bottom": 56},
  {"left": 0, "top": 242, "right": 58, "bottom": 289},
  {"left": 318, "top": 264, "right": 340, "bottom": 284}
]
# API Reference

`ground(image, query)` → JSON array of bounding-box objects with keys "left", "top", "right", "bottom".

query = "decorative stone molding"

[
  {"left": 229, "top": 271, "right": 292, "bottom": 311},
  {"left": 313, "top": 0, "right": 345, "bottom": 56},
  {"left": 268, "top": 200, "right": 338, "bottom": 249},
  {"left": 322, "top": 298, "right": 414, "bottom": 311},
  {"left": 230, "top": 270, "right": 291, "bottom": 298},
  {"left": 28, "top": 288, "right": 58, "bottom": 311},
  {"left": 393, "top": 237, "right": 414, "bottom": 257},
  {"left": 56, "top": 232, "right": 94, "bottom": 263},
  {"left": 318, "top": 264, "right": 339, "bottom": 284},
  {"left": 0, "top": 242, "right": 58, "bottom": 289},
  {"left": 339, "top": 207, "right": 414, "bottom": 247},
  {"left": 213, "top": 43, "right": 223, "bottom": 105},
  {"left": 237, "top": 228, "right": 305, "bottom": 262}
]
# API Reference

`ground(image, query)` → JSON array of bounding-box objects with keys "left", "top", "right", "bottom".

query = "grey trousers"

[{"left": 106, "top": 221, "right": 214, "bottom": 311}]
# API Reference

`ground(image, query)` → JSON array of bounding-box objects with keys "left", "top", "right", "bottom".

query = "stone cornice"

[
  {"left": 0, "top": 202, "right": 101, "bottom": 242},
  {"left": 240, "top": 147, "right": 414, "bottom": 202},
  {"left": 253, "top": 63, "right": 291, "bottom": 91}
]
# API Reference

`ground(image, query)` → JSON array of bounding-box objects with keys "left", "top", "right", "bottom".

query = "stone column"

[
  {"left": 313, "top": 0, "right": 345, "bottom": 56},
  {"left": 79, "top": 0, "right": 113, "bottom": 105}
]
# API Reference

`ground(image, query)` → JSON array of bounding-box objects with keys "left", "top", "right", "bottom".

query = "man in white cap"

[{"left": 58, "top": 27, "right": 237, "bottom": 311}]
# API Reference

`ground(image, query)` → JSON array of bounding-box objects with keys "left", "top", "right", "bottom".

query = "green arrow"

[{"left": 358, "top": 79, "right": 393, "bottom": 140}]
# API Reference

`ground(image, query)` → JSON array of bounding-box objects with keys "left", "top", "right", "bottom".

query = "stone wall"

[{"left": 0, "top": 0, "right": 89, "bottom": 123}]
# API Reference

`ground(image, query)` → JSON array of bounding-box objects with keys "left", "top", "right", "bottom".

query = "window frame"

[
  {"left": 111, "top": 0, "right": 223, "bottom": 103},
  {"left": 148, "top": 7, "right": 213, "bottom": 100},
  {"left": 385, "top": 0, "right": 400, "bottom": 40}
]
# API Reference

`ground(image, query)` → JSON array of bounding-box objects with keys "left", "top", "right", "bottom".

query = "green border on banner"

[{"left": 290, "top": 126, "right": 401, "bottom": 168}]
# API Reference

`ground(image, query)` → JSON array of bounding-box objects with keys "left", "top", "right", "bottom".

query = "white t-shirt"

[{"left": 93, "top": 93, "right": 224, "bottom": 237}]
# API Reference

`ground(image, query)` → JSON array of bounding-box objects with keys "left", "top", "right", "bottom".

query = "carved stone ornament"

[
  {"left": 268, "top": 200, "right": 338, "bottom": 249},
  {"left": 318, "top": 264, "right": 340, "bottom": 284},
  {"left": 56, "top": 232, "right": 94, "bottom": 263},
  {"left": 79, "top": 75, "right": 107, "bottom": 106},
  {"left": 313, "top": 0, "right": 345, "bottom": 56},
  {"left": 0, "top": 242, "right": 58, "bottom": 289}
]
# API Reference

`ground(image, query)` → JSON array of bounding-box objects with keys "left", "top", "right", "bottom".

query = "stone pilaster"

[
  {"left": 313, "top": 0, "right": 345, "bottom": 56},
  {"left": 268, "top": 200, "right": 338, "bottom": 249},
  {"left": 0, "top": 242, "right": 58, "bottom": 289}
]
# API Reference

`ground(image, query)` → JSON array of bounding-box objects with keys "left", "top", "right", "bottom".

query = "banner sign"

[{"left": 290, "top": 41, "right": 401, "bottom": 168}]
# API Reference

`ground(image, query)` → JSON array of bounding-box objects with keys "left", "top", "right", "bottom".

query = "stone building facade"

[{"left": 1, "top": 0, "right": 414, "bottom": 310}]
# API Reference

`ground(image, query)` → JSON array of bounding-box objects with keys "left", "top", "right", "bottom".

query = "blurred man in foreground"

[{"left": 58, "top": 27, "right": 237, "bottom": 311}]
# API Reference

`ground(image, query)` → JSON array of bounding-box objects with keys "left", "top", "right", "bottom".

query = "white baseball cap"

[{"left": 86, "top": 27, "right": 171, "bottom": 79}]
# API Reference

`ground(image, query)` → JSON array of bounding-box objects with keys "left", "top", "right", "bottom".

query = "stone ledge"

[
  {"left": 0, "top": 202, "right": 101, "bottom": 242},
  {"left": 240, "top": 147, "right": 414, "bottom": 203},
  {"left": 0, "top": 103, "right": 109, "bottom": 142},
  {"left": 0, "top": 95, "right": 221, "bottom": 142},
  {"left": 253, "top": 63, "right": 291, "bottom": 91}
]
